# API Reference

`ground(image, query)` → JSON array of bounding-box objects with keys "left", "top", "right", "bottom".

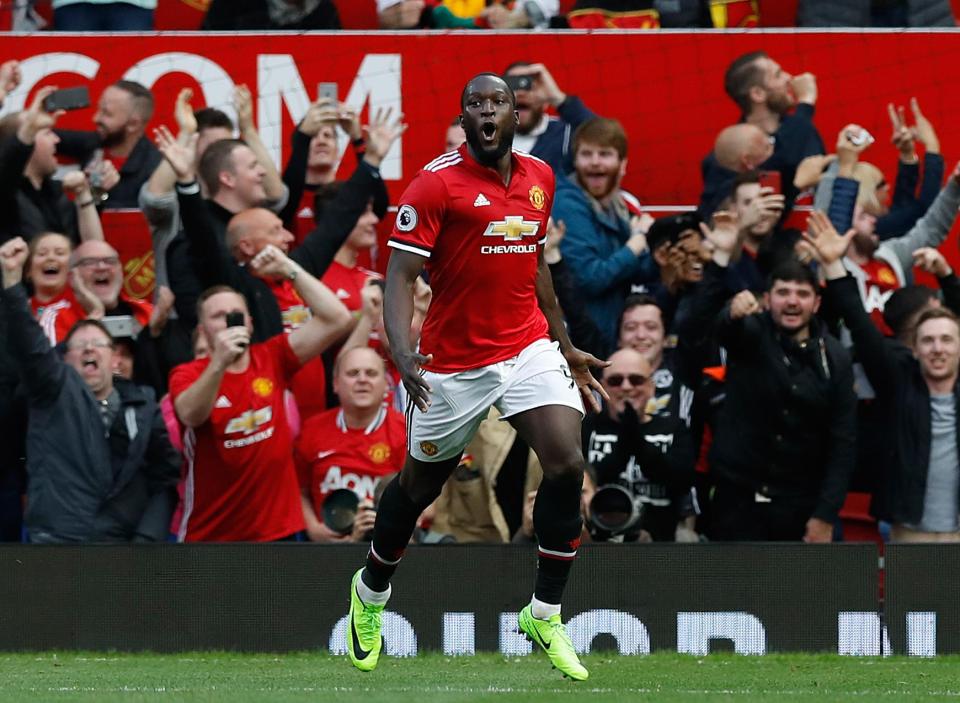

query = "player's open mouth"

[{"left": 480, "top": 122, "right": 497, "bottom": 142}]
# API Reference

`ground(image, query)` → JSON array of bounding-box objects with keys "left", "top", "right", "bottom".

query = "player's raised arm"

[{"left": 384, "top": 249, "right": 433, "bottom": 412}]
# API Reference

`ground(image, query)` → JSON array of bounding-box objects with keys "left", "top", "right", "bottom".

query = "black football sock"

[
  {"left": 362, "top": 477, "right": 424, "bottom": 593},
  {"left": 532, "top": 471, "right": 584, "bottom": 607}
]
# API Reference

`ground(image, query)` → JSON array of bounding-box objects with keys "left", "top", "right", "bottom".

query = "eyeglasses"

[
  {"left": 67, "top": 339, "right": 113, "bottom": 351},
  {"left": 605, "top": 373, "right": 648, "bottom": 387},
  {"left": 74, "top": 256, "right": 119, "bottom": 268}
]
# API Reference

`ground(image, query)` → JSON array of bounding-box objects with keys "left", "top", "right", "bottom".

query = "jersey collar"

[{"left": 336, "top": 405, "right": 387, "bottom": 435}]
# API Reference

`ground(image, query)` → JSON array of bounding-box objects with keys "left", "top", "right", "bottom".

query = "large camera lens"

[
  {"left": 590, "top": 484, "right": 641, "bottom": 534},
  {"left": 322, "top": 488, "right": 360, "bottom": 535}
]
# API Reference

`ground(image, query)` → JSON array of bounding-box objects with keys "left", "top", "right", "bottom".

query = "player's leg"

[
  {"left": 510, "top": 404, "right": 589, "bottom": 680},
  {"left": 498, "top": 340, "right": 589, "bottom": 680},
  {"left": 361, "top": 454, "right": 461, "bottom": 593},
  {"left": 347, "top": 367, "right": 495, "bottom": 671}
]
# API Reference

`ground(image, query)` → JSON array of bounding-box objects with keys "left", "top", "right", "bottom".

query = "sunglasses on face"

[{"left": 604, "top": 373, "right": 648, "bottom": 387}]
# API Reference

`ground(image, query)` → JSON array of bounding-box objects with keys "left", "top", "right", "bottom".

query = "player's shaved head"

[
  {"left": 461, "top": 73, "right": 515, "bottom": 110},
  {"left": 714, "top": 123, "right": 773, "bottom": 173}
]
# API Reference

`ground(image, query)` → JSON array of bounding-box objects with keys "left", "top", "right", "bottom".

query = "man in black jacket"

[
  {"left": 0, "top": 87, "right": 105, "bottom": 245},
  {"left": 0, "top": 236, "right": 179, "bottom": 543},
  {"left": 582, "top": 347, "right": 695, "bottom": 542},
  {"left": 809, "top": 212, "right": 960, "bottom": 541},
  {"left": 683, "top": 212, "right": 856, "bottom": 541},
  {"left": 55, "top": 80, "right": 161, "bottom": 210}
]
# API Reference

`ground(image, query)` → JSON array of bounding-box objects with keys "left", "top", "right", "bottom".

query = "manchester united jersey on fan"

[
  {"left": 388, "top": 144, "right": 553, "bottom": 372},
  {"left": 295, "top": 405, "right": 407, "bottom": 519},
  {"left": 169, "top": 334, "right": 305, "bottom": 542}
]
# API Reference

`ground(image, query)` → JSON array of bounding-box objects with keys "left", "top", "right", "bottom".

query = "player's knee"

[
  {"left": 399, "top": 471, "right": 447, "bottom": 509},
  {"left": 540, "top": 450, "right": 585, "bottom": 484}
]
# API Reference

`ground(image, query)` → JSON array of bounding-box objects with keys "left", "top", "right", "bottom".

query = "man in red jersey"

[
  {"left": 296, "top": 346, "right": 406, "bottom": 543},
  {"left": 168, "top": 246, "right": 351, "bottom": 542},
  {"left": 345, "top": 73, "right": 606, "bottom": 681}
]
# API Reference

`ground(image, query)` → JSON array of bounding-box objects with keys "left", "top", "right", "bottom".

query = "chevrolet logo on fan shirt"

[
  {"left": 224, "top": 407, "right": 273, "bottom": 435},
  {"left": 481, "top": 216, "right": 541, "bottom": 254}
]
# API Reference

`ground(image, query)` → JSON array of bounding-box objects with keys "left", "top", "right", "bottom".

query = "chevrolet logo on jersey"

[
  {"left": 224, "top": 406, "right": 273, "bottom": 435},
  {"left": 483, "top": 216, "right": 540, "bottom": 241},
  {"left": 482, "top": 216, "right": 540, "bottom": 254}
]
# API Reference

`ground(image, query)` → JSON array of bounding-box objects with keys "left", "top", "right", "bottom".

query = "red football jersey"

[
  {"left": 295, "top": 405, "right": 407, "bottom": 519},
  {"left": 322, "top": 260, "right": 381, "bottom": 312},
  {"left": 388, "top": 145, "right": 553, "bottom": 372},
  {"left": 32, "top": 288, "right": 85, "bottom": 345},
  {"left": 169, "top": 334, "right": 305, "bottom": 542}
]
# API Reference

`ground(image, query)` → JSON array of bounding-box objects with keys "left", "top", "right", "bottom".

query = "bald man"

[{"left": 713, "top": 123, "right": 773, "bottom": 174}]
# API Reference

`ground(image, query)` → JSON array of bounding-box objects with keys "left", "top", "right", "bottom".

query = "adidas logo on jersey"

[
  {"left": 215, "top": 395, "right": 232, "bottom": 409},
  {"left": 474, "top": 193, "right": 491, "bottom": 207}
]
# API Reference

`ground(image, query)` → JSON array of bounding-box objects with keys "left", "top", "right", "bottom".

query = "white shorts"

[{"left": 407, "top": 339, "right": 584, "bottom": 463}]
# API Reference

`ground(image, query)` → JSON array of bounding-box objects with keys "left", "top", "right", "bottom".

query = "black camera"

[
  {"left": 322, "top": 488, "right": 362, "bottom": 536},
  {"left": 504, "top": 74, "right": 533, "bottom": 93},
  {"left": 589, "top": 484, "right": 645, "bottom": 536}
]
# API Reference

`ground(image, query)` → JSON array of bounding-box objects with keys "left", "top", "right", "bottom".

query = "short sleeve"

[
  {"left": 168, "top": 359, "right": 206, "bottom": 414},
  {"left": 388, "top": 170, "right": 448, "bottom": 259},
  {"left": 265, "top": 332, "right": 303, "bottom": 384}
]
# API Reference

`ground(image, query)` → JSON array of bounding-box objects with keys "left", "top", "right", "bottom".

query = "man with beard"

[
  {"left": 683, "top": 213, "right": 856, "bottom": 542},
  {"left": 554, "top": 117, "right": 656, "bottom": 347},
  {"left": 699, "top": 51, "right": 824, "bottom": 217},
  {"left": 0, "top": 236, "right": 179, "bottom": 543},
  {"left": 55, "top": 80, "right": 161, "bottom": 209},
  {"left": 345, "top": 73, "right": 606, "bottom": 681},
  {"left": 72, "top": 240, "right": 153, "bottom": 327},
  {"left": 502, "top": 61, "right": 597, "bottom": 173}
]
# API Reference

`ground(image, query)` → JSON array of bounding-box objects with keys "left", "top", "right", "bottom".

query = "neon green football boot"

[
  {"left": 518, "top": 604, "right": 589, "bottom": 681},
  {"left": 346, "top": 569, "right": 385, "bottom": 672}
]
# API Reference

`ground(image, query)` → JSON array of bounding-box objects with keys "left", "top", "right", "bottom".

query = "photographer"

[
  {"left": 581, "top": 348, "right": 696, "bottom": 542},
  {"left": 295, "top": 347, "right": 406, "bottom": 543}
]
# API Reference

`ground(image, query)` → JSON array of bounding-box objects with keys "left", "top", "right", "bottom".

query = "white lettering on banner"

[
  {"left": 329, "top": 612, "right": 418, "bottom": 656},
  {"left": 257, "top": 53, "right": 402, "bottom": 178},
  {"left": 838, "top": 611, "right": 936, "bottom": 657},
  {"left": 0, "top": 50, "right": 403, "bottom": 178},
  {"left": 676, "top": 612, "right": 767, "bottom": 655},
  {"left": 0, "top": 53, "right": 100, "bottom": 115},
  {"left": 443, "top": 613, "right": 476, "bottom": 655},
  {"left": 566, "top": 609, "right": 651, "bottom": 654},
  {"left": 313, "top": 608, "right": 939, "bottom": 657},
  {"left": 318, "top": 466, "right": 379, "bottom": 500},
  {"left": 499, "top": 612, "right": 532, "bottom": 656},
  {"left": 124, "top": 52, "right": 239, "bottom": 127}
]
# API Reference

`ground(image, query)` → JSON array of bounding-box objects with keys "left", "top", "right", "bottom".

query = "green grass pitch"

[{"left": 2, "top": 652, "right": 960, "bottom": 702}]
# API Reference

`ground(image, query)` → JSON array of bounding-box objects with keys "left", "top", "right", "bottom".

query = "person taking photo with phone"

[{"left": 168, "top": 245, "right": 352, "bottom": 542}]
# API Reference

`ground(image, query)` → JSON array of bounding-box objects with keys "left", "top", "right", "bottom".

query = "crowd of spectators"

[
  {"left": 2, "top": 4, "right": 960, "bottom": 547},
  {"left": 6, "top": 1, "right": 958, "bottom": 32}
]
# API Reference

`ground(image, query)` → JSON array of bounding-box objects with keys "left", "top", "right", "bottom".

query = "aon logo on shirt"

[{"left": 320, "top": 466, "right": 381, "bottom": 501}]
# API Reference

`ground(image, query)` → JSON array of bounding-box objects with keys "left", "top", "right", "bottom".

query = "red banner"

[{"left": 2, "top": 30, "right": 959, "bottom": 281}]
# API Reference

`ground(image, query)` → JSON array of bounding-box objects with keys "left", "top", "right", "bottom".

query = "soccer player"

[{"left": 345, "top": 73, "right": 607, "bottom": 681}]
